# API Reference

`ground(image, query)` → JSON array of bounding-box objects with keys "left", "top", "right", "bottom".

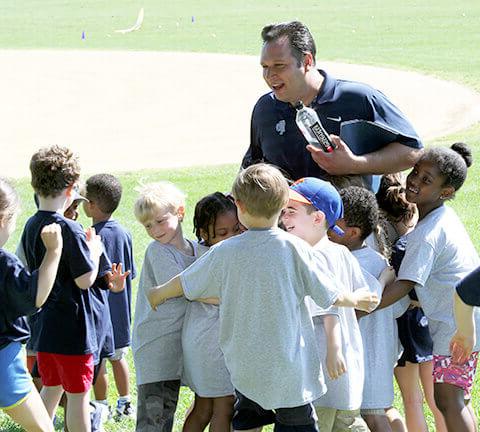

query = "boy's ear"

[
  {"left": 65, "top": 183, "right": 75, "bottom": 197},
  {"left": 313, "top": 210, "right": 326, "bottom": 226},
  {"left": 234, "top": 199, "right": 245, "bottom": 213},
  {"left": 177, "top": 206, "right": 185, "bottom": 222},
  {"left": 346, "top": 226, "right": 362, "bottom": 241}
]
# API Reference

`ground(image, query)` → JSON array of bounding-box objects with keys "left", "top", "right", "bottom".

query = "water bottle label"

[{"left": 309, "top": 122, "right": 332, "bottom": 151}]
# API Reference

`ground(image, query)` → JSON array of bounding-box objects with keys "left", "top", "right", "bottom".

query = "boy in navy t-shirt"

[
  {"left": 84, "top": 173, "right": 136, "bottom": 419},
  {"left": 21, "top": 145, "right": 125, "bottom": 432}
]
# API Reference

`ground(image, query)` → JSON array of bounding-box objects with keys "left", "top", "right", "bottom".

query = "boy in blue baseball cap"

[{"left": 281, "top": 177, "right": 375, "bottom": 432}]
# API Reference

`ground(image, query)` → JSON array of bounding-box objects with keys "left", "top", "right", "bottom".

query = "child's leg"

[
  {"left": 183, "top": 394, "right": 213, "bottom": 432},
  {"left": 93, "top": 359, "right": 108, "bottom": 401},
  {"left": 210, "top": 395, "right": 235, "bottom": 432},
  {"left": 40, "top": 385, "right": 64, "bottom": 419},
  {"left": 111, "top": 355, "right": 130, "bottom": 397},
  {"left": 418, "top": 361, "right": 447, "bottom": 432},
  {"left": 394, "top": 363, "right": 428, "bottom": 432},
  {"left": 65, "top": 391, "right": 91, "bottom": 432},
  {"left": 434, "top": 383, "right": 475, "bottom": 432},
  {"left": 6, "top": 388, "right": 54, "bottom": 432},
  {"left": 361, "top": 410, "right": 392, "bottom": 432},
  {"left": 432, "top": 352, "right": 478, "bottom": 432},
  {"left": 136, "top": 380, "right": 181, "bottom": 432},
  {"left": 385, "top": 408, "right": 406, "bottom": 432}
]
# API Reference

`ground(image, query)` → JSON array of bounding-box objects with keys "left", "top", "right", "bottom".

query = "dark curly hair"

[
  {"left": 421, "top": 142, "right": 472, "bottom": 191},
  {"left": 340, "top": 186, "right": 390, "bottom": 259},
  {"left": 193, "top": 192, "right": 237, "bottom": 245},
  {"left": 85, "top": 173, "right": 122, "bottom": 215},
  {"left": 30, "top": 145, "right": 80, "bottom": 197}
]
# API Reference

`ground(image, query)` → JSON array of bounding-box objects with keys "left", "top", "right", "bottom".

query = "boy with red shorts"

[{"left": 21, "top": 145, "right": 115, "bottom": 432}]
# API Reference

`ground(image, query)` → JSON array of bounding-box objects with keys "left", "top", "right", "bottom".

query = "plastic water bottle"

[{"left": 294, "top": 101, "right": 335, "bottom": 153}]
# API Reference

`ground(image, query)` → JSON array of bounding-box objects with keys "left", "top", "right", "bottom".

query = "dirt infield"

[{"left": 2, "top": 49, "right": 480, "bottom": 179}]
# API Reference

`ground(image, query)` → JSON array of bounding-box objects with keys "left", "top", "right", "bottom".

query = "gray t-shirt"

[
  {"left": 132, "top": 240, "right": 208, "bottom": 385},
  {"left": 180, "top": 228, "right": 339, "bottom": 410},
  {"left": 398, "top": 205, "right": 480, "bottom": 356},
  {"left": 312, "top": 241, "right": 367, "bottom": 411},
  {"left": 353, "top": 246, "right": 409, "bottom": 409}
]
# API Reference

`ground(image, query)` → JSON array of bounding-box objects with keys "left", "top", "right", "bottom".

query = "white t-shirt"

[
  {"left": 132, "top": 240, "right": 208, "bottom": 385},
  {"left": 181, "top": 228, "right": 339, "bottom": 410},
  {"left": 398, "top": 205, "right": 480, "bottom": 356},
  {"left": 353, "top": 246, "right": 409, "bottom": 409},
  {"left": 313, "top": 241, "right": 368, "bottom": 411}
]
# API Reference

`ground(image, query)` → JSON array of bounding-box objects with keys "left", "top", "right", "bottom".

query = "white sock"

[
  {"left": 95, "top": 399, "right": 109, "bottom": 406},
  {"left": 118, "top": 395, "right": 130, "bottom": 404}
]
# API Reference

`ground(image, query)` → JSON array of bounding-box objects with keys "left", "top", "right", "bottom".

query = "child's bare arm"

[
  {"left": 334, "top": 288, "right": 379, "bottom": 312},
  {"left": 36, "top": 223, "right": 63, "bottom": 307},
  {"left": 148, "top": 275, "right": 185, "bottom": 310},
  {"left": 323, "top": 314, "right": 346, "bottom": 380},
  {"left": 450, "top": 292, "right": 476, "bottom": 364},
  {"left": 196, "top": 297, "right": 220, "bottom": 305},
  {"left": 75, "top": 227, "right": 103, "bottom": 290},
  {"left": 378, "top": 279, "right": 416, "bottom": 310}
]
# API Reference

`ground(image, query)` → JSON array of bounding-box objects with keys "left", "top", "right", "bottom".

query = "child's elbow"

[{"left": 74, "top": 271, "right": 96, "bottom": 290}]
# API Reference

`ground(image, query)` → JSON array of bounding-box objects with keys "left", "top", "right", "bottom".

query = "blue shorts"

[{"left": 0, "top": 342, "right": 33, "bottom": 409}]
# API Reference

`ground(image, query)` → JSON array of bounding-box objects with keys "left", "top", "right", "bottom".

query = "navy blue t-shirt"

[
  {"left": 94, "top": 220, "right": 136, "bottom": 349},
  {"left": 243, "top": 70, "right": 423, "bottom": 182},
  {"left": 0, "top": 249, "right": 38, "bottom": 349},
  {"left": 21, "top": 211, "right": 102, "bottom": 355},
  {"left": 456, "top": 266, "right": 480, "bottom": 307}
]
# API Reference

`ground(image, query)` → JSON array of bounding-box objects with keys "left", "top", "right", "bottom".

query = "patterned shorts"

[{"left": 432, "top": 352, "right": 479, "bottom": 399}]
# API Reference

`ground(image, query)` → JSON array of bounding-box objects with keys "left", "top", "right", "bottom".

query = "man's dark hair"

[
  {"left": 85, "top": 173, "right": 122, "bottom": 215},
  {"left": 261, "top": 21, "right": 316, "bottom": 65}
]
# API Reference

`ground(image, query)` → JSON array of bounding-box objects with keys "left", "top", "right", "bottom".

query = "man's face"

[{"left": 260, "top": 37, "right": 308, "bottom": 104}]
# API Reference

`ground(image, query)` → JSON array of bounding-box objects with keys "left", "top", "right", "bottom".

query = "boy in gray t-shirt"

[{"left": 148, "top": 164, "right": 379, "bottom": 432}]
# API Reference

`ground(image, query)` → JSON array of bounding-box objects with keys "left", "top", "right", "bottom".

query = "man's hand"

[
  {"left": 326, "top": 346, "right": 347, "bottom": 380},
  {"left": 40, "top": 223, "right": 63, "bottom": 252},
  {"left": 353, "top": 288, "right": 379, "bottom": 313},
  {"left": 107, "top": 263, "right": 130, "bottom": 293},
  {"left": 306, "top": 135, "right": 363, "bottom": 175},
  {"left": 85, "top": 227, "right": 103, "bottom": 260}
]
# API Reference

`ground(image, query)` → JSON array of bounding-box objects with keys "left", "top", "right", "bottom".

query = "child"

[
  {"left": 148, "top": 164, "right": 379, "bottom": 432},
  {"left": 84, "top": 173, "right": 137, "bottom": 419},
  {"left": 380, "top": 143, "right": 480, "bottom": 432},
  {"left": 182, "top": 192, "right": 242, "bottom": 431},
  {"left": 21, "top": 145, "right": 125, "bottom": 432},
  {"left": 280, "top": 177, "right": 373, "bottom": 432},
  {"left": 0, "top": 178, "right": 62, "bottom": 432},
  {"left": 132, "top": 181, "right": 208, "bottom": 432},
  {"left": 377, "top": 173, "right": 446, "bottom": 432},
  {"left": 330, "top": 186, "right": 409, "bottom": 432}
]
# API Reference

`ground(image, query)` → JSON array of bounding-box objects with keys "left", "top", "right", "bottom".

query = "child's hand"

[
  {"left": 107, "top": 263, "right": 130, "bottom": 293},
  {"left": 326, "top": 347, "right": 347, "bottom": 380},
  {"left": 40, "top": 223, "right": 63, "bottom": 251},
  {"left": 379, "top": 266, "right": 395, "bottom": 287},
  {"left": 85, "top": 227, "right": 103, "bottom": 259},
  {"left": 450, "top": 331, "right": 475, "bottom": 365},
  {"left": 147, "top": 287, "right": 165, "bottom": 310},
  {"left": 353, "top": 288, "right": 379, "bottom": 313}
]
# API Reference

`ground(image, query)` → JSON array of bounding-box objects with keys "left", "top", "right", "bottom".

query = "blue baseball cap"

[{"left": 289, "top": 177, "right": 345, "bottom": 236}]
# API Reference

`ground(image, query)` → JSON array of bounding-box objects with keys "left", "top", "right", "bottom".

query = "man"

[{"left": 242, "top": 21, "right": 423, "bottom": 186}]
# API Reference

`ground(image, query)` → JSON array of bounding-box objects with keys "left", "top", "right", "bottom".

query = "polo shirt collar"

[{"left": 312, "top": 69, "right": 337, "bottom": 105}]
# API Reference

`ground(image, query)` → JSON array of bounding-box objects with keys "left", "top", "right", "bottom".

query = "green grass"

[{"left": 1, "top": 0, "right": 480, "bottom": 430}]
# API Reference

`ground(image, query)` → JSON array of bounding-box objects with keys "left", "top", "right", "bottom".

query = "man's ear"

[
  {"left": 177, "top": 205, "right": 185, "bottom": 222},
  {"left": 303, "top": 52, "right": 315, "bottom": 72}
]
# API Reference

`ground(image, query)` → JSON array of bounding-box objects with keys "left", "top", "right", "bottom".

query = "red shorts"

[
  {"left": 433, "top": 352, "right": 479, "bottom": 399},
  {"left": 37, "top": 352, "right": 94, "bottom": 394}
]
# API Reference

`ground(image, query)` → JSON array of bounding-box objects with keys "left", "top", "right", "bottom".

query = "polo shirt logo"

[
  {"left": 327, "top": 116, "right": 342, "bottom": 122},
  {"left": 276, "top": 120, "right": 286, "bottom": 135}
]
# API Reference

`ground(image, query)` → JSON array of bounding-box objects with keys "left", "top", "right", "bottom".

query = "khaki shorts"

[
  {"left": 360, "top": 408, "right": 386, "bottom": 416},
  {"left": 315, "top": 406, "right": 370, "bottom": 432},
  {"left": 109, "top": 347, "right": 129, "bottom": 361}
]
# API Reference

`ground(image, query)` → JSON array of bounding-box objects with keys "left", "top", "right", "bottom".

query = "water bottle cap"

[{"left": 294, "top": 101, "right": 304, "bottom": 110}]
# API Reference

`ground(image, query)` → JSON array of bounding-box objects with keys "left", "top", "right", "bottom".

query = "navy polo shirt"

[
  {"left": 243, "top": 70, "right": 422, "bottom": 181},
  {"left": 94, "top": 220, "right": 136, "bottom": 350},
  {"left": 21, "top": 211, "right": 107, "bottom": 356},
  {"left": 456, "top": 266, "right": 480, "bottom": 307},
  {"left": 0, "top": 249, "right": 38, "bottom": 349}
]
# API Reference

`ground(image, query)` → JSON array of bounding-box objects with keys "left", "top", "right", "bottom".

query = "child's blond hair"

[
  {"left": 134, "top": 181, "right": 186, "bottom": 224},
  {"left": 232, "top": 164, "right": 289, "bottom": 219}
]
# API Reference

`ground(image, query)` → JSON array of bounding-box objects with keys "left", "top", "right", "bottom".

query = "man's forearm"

[{"left": 355, "top": 142, "right": 423, "bottom": 175}]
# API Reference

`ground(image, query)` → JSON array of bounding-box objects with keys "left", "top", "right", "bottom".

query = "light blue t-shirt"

[{"left": 181, "top": 228, "right": 339, "bottom": 410}]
